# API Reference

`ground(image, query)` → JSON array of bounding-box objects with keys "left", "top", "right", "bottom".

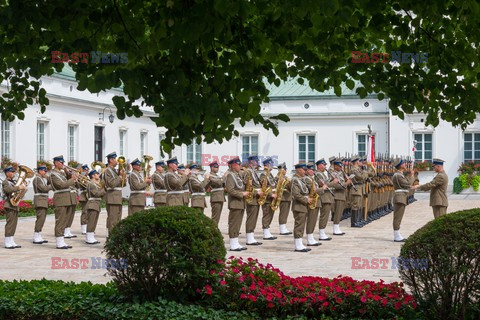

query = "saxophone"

[
  {"left": 308, "top": 176, "right": 319, "bottom": 210},
  {"left": 245, "top": 170, "right": 254, "bottom": 204},
  {"left": 257, "top": 167, "right": 272, "bottom": 206},
  {"left": 270, "top": 169, "right": 288, "bottom": 211}
]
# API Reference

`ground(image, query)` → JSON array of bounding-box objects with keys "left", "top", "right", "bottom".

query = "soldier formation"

[{"left": 1, "top": 152, "right": 449, "bottom": 251}]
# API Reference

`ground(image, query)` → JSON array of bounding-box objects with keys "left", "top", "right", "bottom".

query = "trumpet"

[
  {"left": 63, "top": 164, "right": 89, "bottom": 188},
  {"left": 117, "top": 156, "right": 127, "bottom": 187}
]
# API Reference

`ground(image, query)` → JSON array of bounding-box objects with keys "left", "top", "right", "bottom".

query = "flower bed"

[{"left": 198, "top": 257, "right": 417, "bottom": 319}]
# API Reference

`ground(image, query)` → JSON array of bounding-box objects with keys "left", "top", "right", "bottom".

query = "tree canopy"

[{"left": 0, "top": 0, "right": 479, "bottom": 152}]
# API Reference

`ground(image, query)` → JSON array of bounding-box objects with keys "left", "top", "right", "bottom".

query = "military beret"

[
  {"left": 189, "top": 164, "right": 199, "bottom": 170},
  {"left": 177, "top": 164, "right": 186, "bottom": 170},
  {"left": 53, "top": 155, "right": 65, "bottom": 162},
  {"left": 88, "top": 169, "right": 98, "bottom": 177},
  {"left": 37, "top": 166, "right": 47, "bottom": 171},
  {"left": 433, "top": 158, "right": 445, "bottom": 165},
  {"left": 3, "top": 166, "right": 15, "bottom": 173},
  {"left": 294, "top": 163, "right": 307, "bottom": 169},
  {"left": 106, "top": 152, "right": 117, "bottom": 159},
  {"left": 228, "top": 157, "right": 242, "bottom": 165},
  {"left": 334, "top": 161, "right": 343, "bottom": 166},
  {"left": 306, "top": 163, "right": 315, "bottom": 170},
  {"left": 209, "top": 161, "right": 219, "bottom": 167},
  {"left": 315, "top": 158, "right": 327, "bottom": 166},
  {"left": 131, "top": 158, "right": 141, "bottom": 166},
  {"left": 262, "top": 157, "right": 273, "bottom": 165},
  {"left": 166, "top": 156, "right": 178, "bottom": 164},
  {"left": 82, "top": 164, "right": 89, "bottom": 170},
  {"left": 155, "top": 161, "right": 165, "bottom": 166}
]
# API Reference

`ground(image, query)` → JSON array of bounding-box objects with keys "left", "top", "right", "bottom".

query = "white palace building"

[{"left": 0, "top": 68, "right": 477, "bottom": 198}]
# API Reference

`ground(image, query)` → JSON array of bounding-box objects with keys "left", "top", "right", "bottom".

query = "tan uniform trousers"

[
  {"left": 228, "top": 209, "right": 245, "bottom": 238},
  {"left": 351, "top": 195, "right": 362, "bottom": 211},
  {"left": 87, "top": 209, "right": 100, "bottom": 233},
  {"left": 128, "top": 205, "right": 144, "bottom": 216},
  {"left": 80, "top": 201, "right": 88, "bottom": 225},
  {"left": 293, "top": 210, "right": 307, "bottom": 239},
  {"left": 278, "top": 201, "right": 291, "bottom": 225},
  {"left": 393, "top": 203, "right": 406, "bottom": 230},
  {"left": 318, "top": 203, "right": 332, "bottom": 229},
  {"left": 66, "top": 205, "right": 76, "bottom": 229},
  {"left": 261, "top": 203, "right": 275, "bottom": 229},
  {"left": 54, "top": 206, "right": 69, "bottom": 237},
  {"left": 210, "top": 202, "right": 223, "bottom": 226},
  {"left": 433, "top": 206, "right": 447, "bottom": 219},
  {"left": 4, "top": 208, "right": 18, "bottom": 237},
  {"left": 245, "top": 204, "right": 260, "bottom": 233},
  {"left": 306, "top": 207, "right": 320, "bottom": 234},
  {"left": 333, "top": 200, "right": 345, "bottom": 224},
  {"left": 34, "top": 208, "right": 48, "bottom": 233},
  {"left": 106, "top": 204, "right": 122, "bottom": 232}
]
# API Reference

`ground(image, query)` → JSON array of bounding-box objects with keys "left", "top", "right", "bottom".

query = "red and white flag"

[{"left": 367, "top": 135, "right": 375, "bottom": 163}]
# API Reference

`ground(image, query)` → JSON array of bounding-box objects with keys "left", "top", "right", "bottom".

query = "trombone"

[{"left": 63, "top": 164, "right": 89, "bottom": 188}]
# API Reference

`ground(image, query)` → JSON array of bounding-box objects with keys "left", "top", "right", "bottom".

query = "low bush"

[
  {"left": 198, "top": 257, "right": 418, "bottom": 319},
  {"left": 399, "top": 209, "right": 480, "bottom": 320},
  {"left": 105, "top": 206, "right": 226, "bottom": 302}
]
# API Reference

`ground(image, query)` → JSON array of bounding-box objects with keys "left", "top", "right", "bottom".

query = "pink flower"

[{"left": 204, "top": 284, "right": 212, "bottom": 295}]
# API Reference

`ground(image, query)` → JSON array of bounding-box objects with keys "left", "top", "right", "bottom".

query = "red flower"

[{"left": 204, "top": 284, "right": 212, "bottom": 295}]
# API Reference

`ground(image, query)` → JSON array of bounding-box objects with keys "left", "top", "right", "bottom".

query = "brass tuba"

[
  {"left": 143, "top": 155, "right": 153, "bottom": 191},
  {"left": 117, "top": 156, "right": 127, "bottom": 187},
  {"left": 10, "top": 165, "right": 34, "bottom": 206}
]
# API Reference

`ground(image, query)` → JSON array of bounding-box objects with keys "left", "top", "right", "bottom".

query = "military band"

[{"left": 3, "top": 151, "right": 451, "bottom": 250}]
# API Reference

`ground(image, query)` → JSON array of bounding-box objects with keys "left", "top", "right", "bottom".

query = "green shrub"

[
  {"left": 104, "top": 206, "right": 226, "bottom": 302},
  {"left": 453, "top": 177, "right": 463, "bottom": 194},
  {"left": 399, "top": 209, "right": 480, "bottom": 320},
  {"left": 0, "top": 279, "right": 266, "bottom": 320}
]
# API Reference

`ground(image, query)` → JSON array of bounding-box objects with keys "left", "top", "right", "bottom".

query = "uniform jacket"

[
  {"left": 49, "top": 169, "right": 77, "bottom": 207},
  {"left": 86, "top": 180, "right": 106, "bottom": 212},
  {"left": 305, "top": 175, "right": 324, "bottom": 208},
  {"left": 165, "top": 171, "right": 189, "bottom": 206},
  {"left": 331, "top": 170, "right": 347, "bottom": 201},
  {"left": 392, "top": 170, "right": 414, "bottom": 205},
  {"left": 189, "top": 174, "right": 210, "bottom": 208},
  {"left": 2, "top": 179, "right": 20, "bottom": 211},
  {"left": 226, "top": 171, "right": 245, "bottom": 210},
  {"left": 128, "top": 170, "right": 148, "bottom": 207},
  {"left": 33, "top": 175, "right": 51, "bottom": 209},
  {"left": 152, "top": 171, "right": 167, "bottom": 204},
  {"left": 350, "top": 166, "right": 367, "bottom": 196},
  {"left": 275, "top": 174, "right": 292, "bottom": 202},
  {"left": 77, "top": 174, "right": 88, "bottom": 202},
  {"left": 104, "top": 166, "right": 123, "bottom": 205},
  {"left": 244, "top": 167, "right": 262, "bottom": 206},
  {"left": 419, "top": 171, "right": 448, "bottom": 207},
  {"left": 259, "top": 170, "right": 276, "bottom": 204},
  {"left": 315, "top": 171, "right": 334, "bottom": 204},
  {"left": 209, "top": 172, "right": 226, "bottom": 203},
  {"left": 290, "top": 174, "right": 309, "bottom": 213}
]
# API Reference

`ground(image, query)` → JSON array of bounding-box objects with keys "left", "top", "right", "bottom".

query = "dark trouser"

[
  {"left": 154, "top": 203, "right": 166, "bottom": 208},
  {"left": 192, "top": 206, "right": 204, "bottom": 213},
  {"left": 210, "top": 202, "right": 223, "bottom": 226},
  {"left": 106, "top": 204, "right": 122, "bottom": 232},
  {"left": 80, "top": 201, "right": 88, "bottom": 225},
  {"left": 4, "top": 208, "right": 18, "bottom": 237},
  {"left": 87, "top": 209, "right": 100, "bottom": 233},
  {"left": 333, "top": 200, "right": 345, "bottom": 224},
  {"left": 319, "top": 203, "right": 332, "bottom": 229},
  {"left": 245, "top": 204, "right": 260, "bottom": 233},
  {"left": 432, "top": 206, "right": 447, "bottom": 219},
  {"left": 54, "top": 206, "right": 68, "bottom": 237},
  {"left": 34, "top": 207, "right": 48, "bottom": 232},
  {"left": 128, "top": 205, "right": 144, "bottom": 216},
  {"left": 393, "top": 203, "right": 406, "bottom": 230},
  {"left": 278, "top": 201, "right": 291, "bottom": 225},
  {"left": 261, "top": 203, "right": 274, "bottom": 229},
  {"left": 228, "top": 209, "right": 244, "bottom": 238},
  {"left": 66, "top": 205, "right": 75, "bottom": 228},
  {"left": 306, "top": 207, "right": 320, "bottom": 234},
  {"left": 293, "top": 210, "right": 307, "bottom": 239}
]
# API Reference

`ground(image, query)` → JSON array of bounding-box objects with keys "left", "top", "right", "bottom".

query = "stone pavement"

[{"left": 1, "top": 193, "right": 479, "bottom": 285}]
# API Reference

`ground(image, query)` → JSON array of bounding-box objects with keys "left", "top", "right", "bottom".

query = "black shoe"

[
  {"left": 246, "top": 242, "right": 263, "bottom": 246},
  {"left": 394, "top": 239, "right": 406, "bottom": 242},
  {"left": 70, "top": 235, "right": 78, "bottom": 238},
  {"left": 67, "top": 245, "right": 73, "bottom": 249},
  {"left": 240, "top": 247, "right": 247, "bottom": 250},
  {"left": 5, "top": 246, "right": 15, "bottom": 249},
  {"left": 56, "top": 246, "right": 69, "bottom": 249},
  {"left": 86, "top": 241, "right": 100, "bottom": 245},
  {"left": 333, "top": 232, "right": 345, "bottom": 236},
  {"left": 307, "top": 243, "right": 321, "bottom": 246},
  {"left": 318, "top": 237, "right": 332, "bottom": 241},
  {"left": 43, "top": 240, "right": 49, "bottom": 243},
  {"left": 14, "top": 245, "right": 21, "bottom": 248},
  {"left": 64, "top": 236, "right": 72, "bottom": 239},
  {"left": 280, "top": 232, "right": 293, "bottom": 235},
  {"left": 33, "top": 241, "right": 44, "bottom": 244},
  {"left": 294, "top": 248, "right": 311, "bottom": 252},
  {"left": 263, "top": 236, "right": 277, "bottom": 240},
  {"left": 229, "top": 248, "right": 242, "bottom": 252}
]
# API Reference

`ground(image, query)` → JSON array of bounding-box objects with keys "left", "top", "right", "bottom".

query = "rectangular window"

[
  {"left": 414, "top": 133, "right": 433, "bottom": 162},
  {"left": 241, "top": 135, "right": 259, "bottom": 159},
  {"left": 68, "top": 125, "right": 77, "bottom": 162},
  {"left": 1, "top": 120, "right": 11, "bottom": 160},
  {"left": 119, "top": 130, "right": 126, "bottom": 155},
  {"left": 37, "top": 122, "right": 46, "bottom": 161},
  {"left": 140, "top": 132, "right": 147, "bottom": 156},
  {"left": 464, "top": 133, "right": 480, "bottom": 162},
  {"left": 357, "top": 134, "right": 376, "bottom": 157},
  {"left": 298, "top": 135, "right": 315, "bottom": 164},
  {"left": 94, "top": 126, "right": 103, "bottom": 161},
  {"left": 187, "top": 142, "right": 202, "bottom": 164}
]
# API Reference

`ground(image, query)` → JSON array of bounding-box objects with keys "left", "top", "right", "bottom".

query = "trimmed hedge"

[{"left": 0, "top": 279, "right": 273, "bottom": 320}]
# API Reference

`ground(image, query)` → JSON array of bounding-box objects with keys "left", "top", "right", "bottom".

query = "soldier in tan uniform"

[
  {"left": 392, "top": 158, "right": 416, "bottom": 242},
  {"left": 165, "top": 157, "right": 190, "bottom": 206},
  {"left": 103, "top": 152, "right": 124, "bottom": 233},
  {"left": 291, "top": 163, "right": 312, "bottom": 252},
  {"left": 350, "top": 156, "right": 368, "bottom": 227},
  {"left": 315, "top": 159, "right": 337, "bottom": 241},
  {"left": 49, "top": 155, "right": 78, "bottom": 249},
  {"left": 305, "top": 163, "right": 327, "bottom": 246},
  {"left": 244, "top": 155, "right": 263, "bottom": 246},
  {"left": 178, "top": 164, "right": 190, "bottom": 206},
  {"left": 417, "top": 158, "right": 448, "bottom": 218},
  {"left": 331, "top": 160, "right": 352, "bottom": 235},
  {"left": 207, "top": 161, "right": 226, "bottom": 225},
  {"left": 188, "top": 164, "right": 209, "bottom": 213},
  {"left": 276, "top": 162, "right": 292, "bottom": 235},
  {"left": 328, "top": 156, "right": 337, "bottom": 221},
  {"left": 152, "top": 161, "right": 167, "bottom": 207},
  {"left": 64, "top": 164, "right": 79, "bottom": 239},
  {"left": 2, "top": 166, "right": 26, "bottom": 249},
  {"left": 32, "top": 166, "right": 52, "bottom": 244},
  {"left": 79, "top": 164, "right": 89, "bottom": 235},
  {"left": 225, "top": 157, "right": 250, "bottom": 251},
  {"left": 260, "top": 157, "right": 278, "bottom": 241},
  {"left": 85, "top": 169, "right": 105, "bottom": 244},
  {"left": 128, "top": 158, "right": 151, "bottom": 216}
]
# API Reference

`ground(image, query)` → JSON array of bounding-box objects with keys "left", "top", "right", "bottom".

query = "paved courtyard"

[{"left": 1, "top": 193, "right": 479, "bottom": 284}]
